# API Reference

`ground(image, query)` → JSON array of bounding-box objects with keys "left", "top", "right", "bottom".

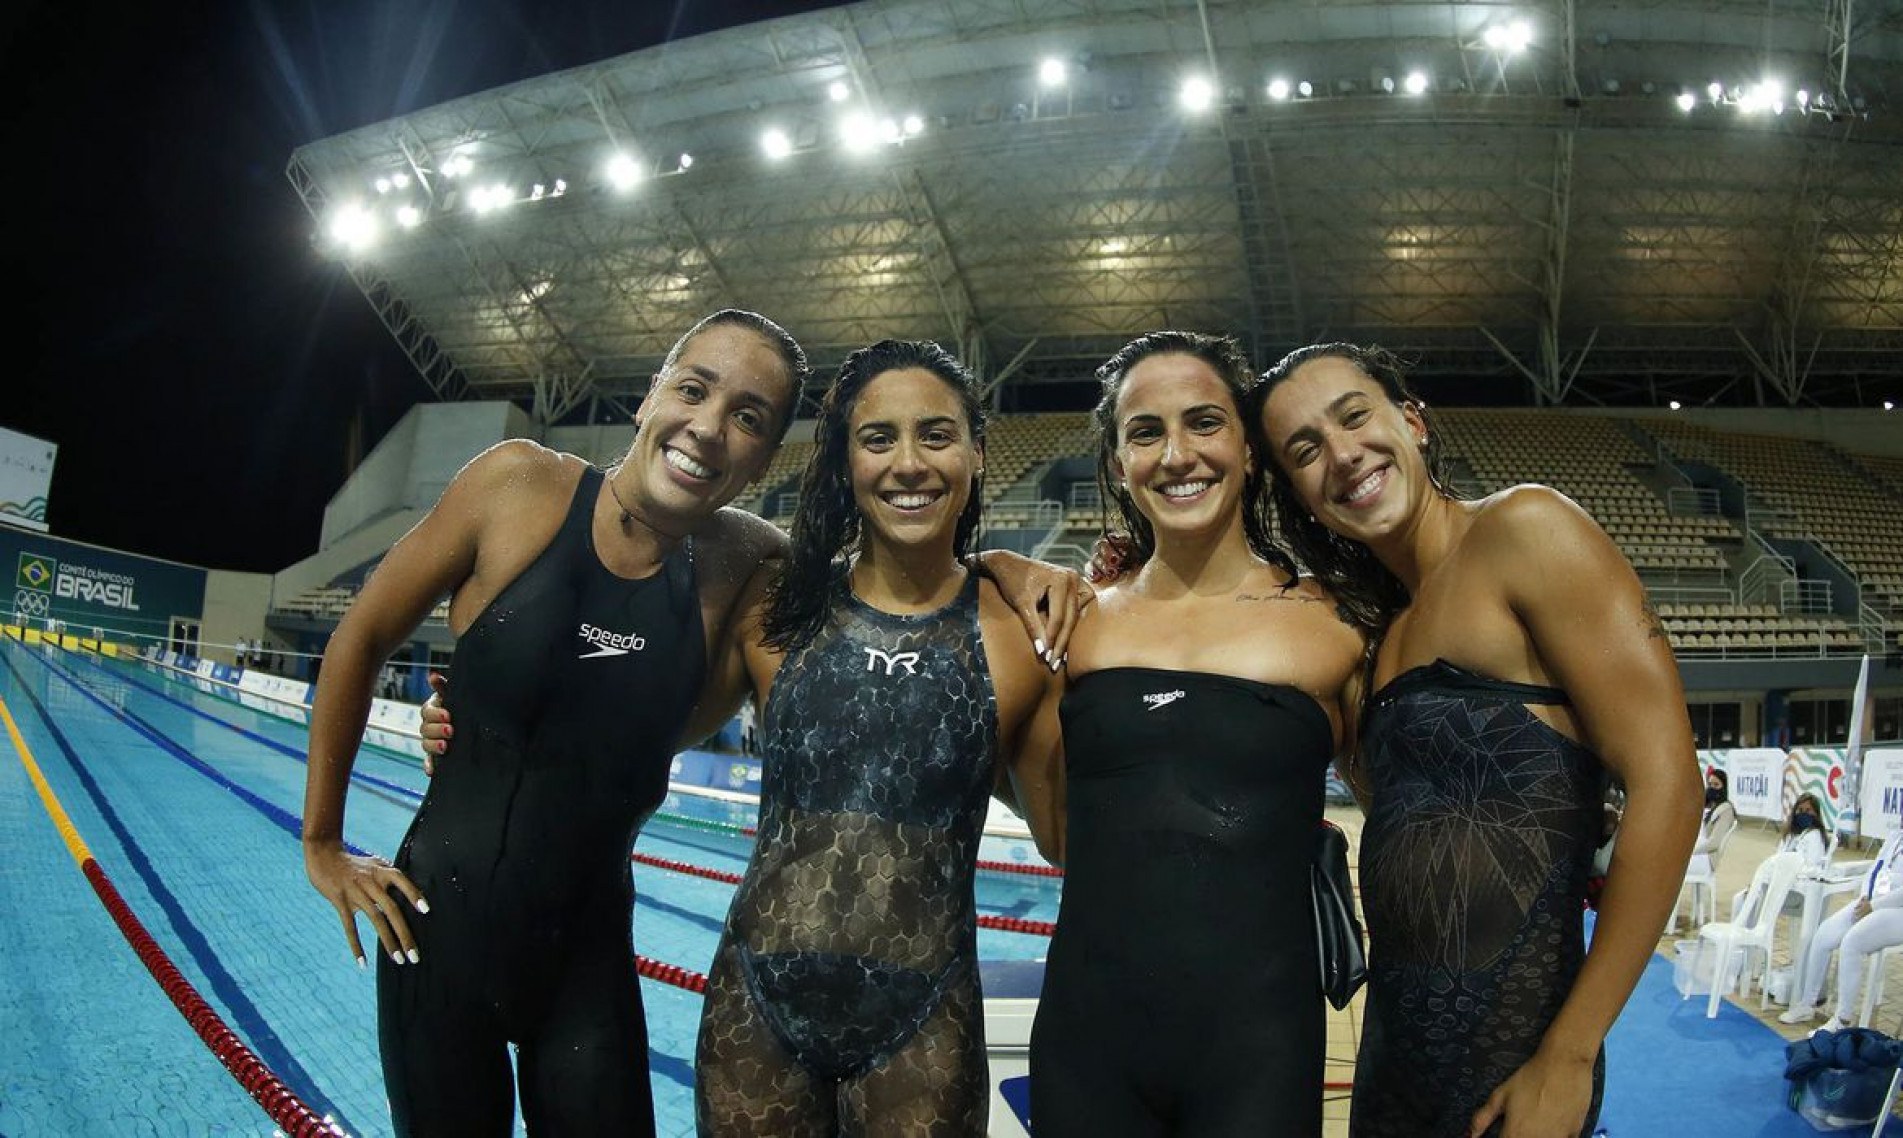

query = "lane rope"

[{"left": 0, "top": 693, "right": 349, "bottom": 1138}]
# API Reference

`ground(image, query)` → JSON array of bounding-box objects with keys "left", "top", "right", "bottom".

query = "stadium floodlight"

[
  {"left": 1380, "top": 76, "right": 1396, "bottom": 94},
  {"left": 1707, "top": 82, "right": 1724, "bottom": 102},
  {"left": 552, "top": 179, "right": 567, "bottom": 196},
  {"left": 1404, "top": 72, "right": 1429, "bottom": 95},
  {"left": 1676, "top": 92, "right": 1696, "bottom": 112},
  {"left": 1668, "top": 400, "right": 1683, "bottom": 410},
  {"left": 829, "top": 81, "right": 850, "bottom": 103},
  {"left": 327, "top": 203, "right": 378, "bottom": 251},
  {"left": 392, "top": 173, "right": 410, "bottom": 189},
  {"left": 840, "top": 111, "right": 882, "bottom": 151},
  {"left": 1297, "top": 80, "right": 1314, "bottom": 98},
  {"left": 678, "top": 153, "right": 694, "bottom": 170},
  {"left": 1040, "top": 58, "right": 1068, "bottom": 87},
  {"left": 761, "top": 128, "right": 793, "bottom": 160},
  {"left": 1179, "top": 76, "right": 1215, "bottom": 112},
  {"left": 1883, "top": 400, "right": 1894, "bottom": 411},
  {"left": 1484, "top": 20, "right": 1533, "bottom": 53},
  {"left": 902, "top": 114, "right": 924, "bottom": 137},
  {"left": 442, "top": 154, "right": 474, "bottom": 179},
  {"left": 374, "top": 177, "right": 392, "bottom": 194},
  {"left": 395, "top": 204, "right": 422, "bottom": 229},
  {"left": 1737, "top": 86, "right": 1765, "bottom": 114},
  {"left": 1267, "top": 78, "right": 1291, "bottom": 101},
  {"left": 530, "top": 183, "right": 546, "bottom": 201},
  {"left": 470, "top": 184, "right": 514, "bottom": 214},
  {"left": 1796, "top": 89, "right": 1810, "bottom": 107},
  {"left": 605, "top": 152, "right": 643, "bottom": 192}
]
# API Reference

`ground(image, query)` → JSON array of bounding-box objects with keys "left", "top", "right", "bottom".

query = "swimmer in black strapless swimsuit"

[
  {"left": 696, "top": 572, "right": 998, "bottom": 1135},
  {"left": 382, "top": 466, "right": 704, "bottom": 1136},
  {"left": 1032, "top": 667, "right": 1334, "bottom": 1137}
]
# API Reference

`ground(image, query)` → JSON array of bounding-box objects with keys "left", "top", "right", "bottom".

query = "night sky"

[{"left": 4, "top": 1, "right": 835, "bottom": 575}]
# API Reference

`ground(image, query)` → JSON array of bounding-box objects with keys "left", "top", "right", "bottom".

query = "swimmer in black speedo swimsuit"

[
  {"left": 303, "top": 310, "right": 809, "bottom": 1138},
  {"left": 379, "top": 465, "right": 703, "bottom": 1135},
  {"left": 1033, "top": 668, "right": 1334, "bottom": 1135}
]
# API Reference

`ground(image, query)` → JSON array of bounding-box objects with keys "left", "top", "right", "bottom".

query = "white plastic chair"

[
  {"left": 1688, "top": 850, "right": 1806, "bottom": 1019},
  {"left": 1857, "top": 943, "right": 1903, "bottom": 1029},
  {"left": 1676, "top": 814, "right": 1740, "bottom": 932}
]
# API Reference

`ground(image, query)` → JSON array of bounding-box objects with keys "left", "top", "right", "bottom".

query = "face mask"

[
  {"left": 1792, "top": 813, "right": 1819, "bottom": 832},
  {"left": 1705, "top": 787, "right": 1725, "bottom": 806}
]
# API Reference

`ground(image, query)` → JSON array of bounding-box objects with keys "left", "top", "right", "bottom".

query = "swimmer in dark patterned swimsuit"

[
  {"left": 694, "top": 340, "right": 1063, "bottom": 1136},
  {"left": 1256, "top": 343, "right": 1701, "bottom": 1138},
  {"left": 303, "top": 311, "right": 809, "bottom": 1136},
  {"left": 1352, "top": 661, "right": 1606, "bottom": 1136}
]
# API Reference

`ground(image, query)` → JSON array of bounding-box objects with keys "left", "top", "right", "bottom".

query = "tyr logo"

[{"left": 864, "top": 647, "right": 922, "bottom": 676}]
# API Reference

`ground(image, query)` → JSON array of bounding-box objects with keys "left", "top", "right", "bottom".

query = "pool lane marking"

[
  {"left": 0, "top": 683, "right": 354, "bottom": 1137},
  {"left": 63, "top": 648, "right": 421, "bottom": 807},
  {"left": 18, "top": 642, "right": 720, "bottom": 1084}
]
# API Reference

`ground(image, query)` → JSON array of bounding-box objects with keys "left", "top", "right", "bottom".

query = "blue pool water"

[{"left": 0, "top": 640, "right": 1061, "bottom": 1136}]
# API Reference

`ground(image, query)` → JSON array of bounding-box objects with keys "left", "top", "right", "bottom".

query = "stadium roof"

[{"left": 287, "top": 0, "right": 1903, "bottom": 419}]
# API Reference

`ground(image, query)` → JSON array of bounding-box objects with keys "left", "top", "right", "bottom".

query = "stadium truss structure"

[{"left": 287, "top": 0, "right": 1903, "bottom": 422}]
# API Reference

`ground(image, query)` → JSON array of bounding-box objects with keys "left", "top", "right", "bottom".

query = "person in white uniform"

[{"left": 1780, "top": 822, "right": 1903, "bottom": 1030}]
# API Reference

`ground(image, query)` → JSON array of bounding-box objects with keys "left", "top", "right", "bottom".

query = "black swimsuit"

[
  {"left": 380, "top": 467, "right": 704, "bottom": 1138},
  {"left": 696, "top": 573, "right": 998, "bottom": 1135},
  {"left": 1032, "top": 667, "right": 1334, "bottom": 1136},
  {"left": 1350, "top": 659, "right": 1605, "bottom": 1138}
]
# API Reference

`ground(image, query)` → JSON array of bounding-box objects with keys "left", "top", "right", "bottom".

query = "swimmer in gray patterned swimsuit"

[
  {"left": 1256, "top": 343, "right": 1701, "bottom": 1138},
  {"left": 694, "top": 340, "right": 1065, "bottom": 1136}
]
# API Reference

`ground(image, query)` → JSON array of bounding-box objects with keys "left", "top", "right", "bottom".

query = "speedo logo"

[
  {"left": 1142, "top": 690, "right": 1186, "bottom": 711},
  {"left": 577, "top": 622, "right": 646, "bottom": 659}
]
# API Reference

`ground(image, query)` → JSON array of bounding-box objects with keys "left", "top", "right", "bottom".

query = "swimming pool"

[{"left": 0, "top": 639, "right": 1062, "bottom": 1136}]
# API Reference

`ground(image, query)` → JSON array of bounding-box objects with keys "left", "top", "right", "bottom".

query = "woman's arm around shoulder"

[
  {"left": 979, "top": 576, "right": 1068, "bottom": 866},
  {"left": 678, "top": 552, "right": 781, "bottom": 749}
]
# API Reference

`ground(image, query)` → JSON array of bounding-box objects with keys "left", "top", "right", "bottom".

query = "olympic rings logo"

[{"left": 14, "top": 589, "right": 49, "bottom": 618}]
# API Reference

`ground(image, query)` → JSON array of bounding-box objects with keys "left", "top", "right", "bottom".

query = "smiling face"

[
  {"left": 1110, "top": 352, "right": 1253, "bottom": 543},
  {"left": 627, "top": 323, "right": 794, "bottom": 523},
  {"left": 847, "top": 366, "right": 982, "bottom": 554},
  {"left": 1260, "top": 354, "right": 1432, "bottom": 550}
]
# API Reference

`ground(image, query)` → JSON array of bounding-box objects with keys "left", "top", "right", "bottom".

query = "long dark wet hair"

[
  {"left": 1250, "top": 342, "right": 1457, "bottom": 634},
  {"left": 1087, "top": 331, "right": 1294, "bottom": 585},
  {"left": 761, "top": 339, "right": 986, "bottom": 653}
]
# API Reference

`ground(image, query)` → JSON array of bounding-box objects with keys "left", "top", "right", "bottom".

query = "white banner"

[
  {"left": 1706, "top": 748, "right": 1784, "bottom": 821},
  {"left": 1858, "top": 749, "right": 1903, "bottom": 841},
  {"left": 0, "top": 425, "right": 55, "bottom": 533},
  {"left": 365, "top": 697, "right": 422, "bottom": 754},
  {"left": 237, "top": 670, "right": 313, "bottom": 724}
]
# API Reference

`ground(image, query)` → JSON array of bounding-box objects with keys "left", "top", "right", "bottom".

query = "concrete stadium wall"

[
  {"left": 319, "top": 401, "right": 537, "bottom": 549},
  {"left": 201, "top": 569, "right": 273, "bottom": 663}
]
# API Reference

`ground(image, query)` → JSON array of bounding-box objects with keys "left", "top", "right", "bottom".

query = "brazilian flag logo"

[{"left": 17, "top": 554, "right": 55, "bottom": 592}]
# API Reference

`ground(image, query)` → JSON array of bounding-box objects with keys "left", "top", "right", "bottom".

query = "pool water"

[{"left": 0, "top": 640, "right": 1061, "bottom": 1137}]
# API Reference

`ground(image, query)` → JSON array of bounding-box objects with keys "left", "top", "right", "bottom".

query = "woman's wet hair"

[
  {"left": 1250, "top": 342, "right": 1456, "bottom": 633},
  {"left": 1086, "top": 331, "right": 1293, "bottom": 585},
  {"left": 762, "top": 339, "right": 985, "bottom": 653}
]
